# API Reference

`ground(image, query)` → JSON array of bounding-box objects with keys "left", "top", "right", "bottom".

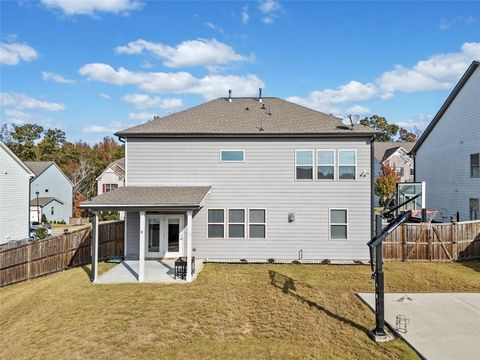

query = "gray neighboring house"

[
  {"left": 373, "top": 142, "right": 415, "bottom": 205},
  {"left": 81, "top": 96, "right": 377, "bottom": 281},
  {"left": 411, "top": 61, "right": 480, "bottom": 222},
  {"left": 25, "top": 162, "right": 73, "bottom": 223},
  {"left": 0, "top": 141, "right": 34, "bottom": 244}
]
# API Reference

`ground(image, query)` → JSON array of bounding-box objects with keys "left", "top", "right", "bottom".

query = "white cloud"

[
  {"left": 241, "top": 6, "right": 250, "bottom": 24},
  {"left": 204, "top": 22, "right": 224, "bottom": 34},
  {"left": 82, "top": 121, "right": 125, "bottom": 133},
  {"left": 41, "top": 0, "right": 143, "bottom": 16},
  {"left": 115, "top": 38, "right": 251, "bottom": 68},
  {"left": 79, "top": 63, "right": 265, "bottom": 100},
  {"left": 128, "top": 111, "right": 156, "bottom": 121},
  {"left": 2, "top": 108, "right": 29, "bottom": 123},
  {"left": 258, "top": 0, "right": 282, "bottom": 24},
  {"left": 99, "top": 93, "right": 111, "bottom": 100},
  {"left": 261, "top": 17, "right": 274, "bottom": 25},
  {"left": 0, "top": 92, "right": 65, "bottom": 111},
  {"left": 122, "top": 94, "right": 182, "bottom": 109},
  {"left": 42, "top": 71, "right": 75, "bottom": 84},
  {"left": 347, "top": 105, "right": 370, "bottom": 115},
  {"left": 439, "top": 16, "right": 476, "bottom": 30},
  {"left": 0, "top": 42, "right": 38, "bottom": 65},
  {"left": 395, "top": 113, "right": 433, "bottom": 130}
]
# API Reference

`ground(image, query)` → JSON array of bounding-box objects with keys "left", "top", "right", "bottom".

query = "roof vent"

[
  {"left": 228, "top": 89, "right": 232, "bottom": 102},
  {"left": 261, "top": 103, "right": 266, "bottom": 110},
  {"left": 258, "top": 88, "right": 263, "bottom": 103}
]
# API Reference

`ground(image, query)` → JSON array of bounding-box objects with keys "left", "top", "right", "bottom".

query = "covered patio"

[{"left": 80, "top": 186, "right": 210, "bottom": 283}]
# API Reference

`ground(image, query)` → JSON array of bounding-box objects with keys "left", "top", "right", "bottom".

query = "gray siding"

[
  {"left": 126, "top": 137, "right": 372, "bottom": 261},
  {"left": 0, "top": 146, "right": 31, "bottom": 243},
  {"left": 415, "top": 67, "right": 480, "bottom": 221},
  {"left": 30, "top": 165, "right": 72, "bottom": 222},
  {"left": 125, "top": 211, "right": 140, "bottom": 258}
]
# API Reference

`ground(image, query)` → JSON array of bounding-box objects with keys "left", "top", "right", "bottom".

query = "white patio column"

[
  {"left": 186, "top": 210, "right": 193, "bottom": 282},
  {"left": 91, "top": 212, "right": 99, "bottom": 283},
  {"left": 139, "top": 211, "right": 146, "bottom": 282}
]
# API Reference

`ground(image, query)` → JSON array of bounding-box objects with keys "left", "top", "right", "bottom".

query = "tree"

[
  {"left": 398, "top": 127, "right": 417, "bottom": 142},
  {"left": 375, "top": 162, "right": 400, "bottom": 206},
  {"left": 9, "top": 124, "right": 44, "bottom": 161},
  {"left": 37, "top": 128, "right": 66, "bottom": 162},
  {"left": 360, "top": 115, "right": 399, "bottom": 142}
]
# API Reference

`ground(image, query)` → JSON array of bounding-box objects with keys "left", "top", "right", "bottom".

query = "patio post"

[
  {"left": 91, "top": 212, "right": 99, "bottom": 283},
  {"left": 139, "top": 211, "right": 146, "bottom": 282},
  {"left": 186, "top": 210, "right": 193, "bottom": 282}
]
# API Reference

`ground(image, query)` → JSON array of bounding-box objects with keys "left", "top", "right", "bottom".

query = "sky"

[{"left": 0, "top": 0, "right": 479, "bottom": 142}]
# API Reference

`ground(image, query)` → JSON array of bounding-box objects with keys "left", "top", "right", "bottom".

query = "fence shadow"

[{"left": 268, "top": 270, "right": 370, "bottom": 335}]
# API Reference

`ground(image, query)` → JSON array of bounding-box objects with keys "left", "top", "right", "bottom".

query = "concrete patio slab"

[
  {"left": 358, "top": 293, "right": 480, "bottom": 360},
  {"left": 96, "top": 259, "right": 204, "bottom": 284}
]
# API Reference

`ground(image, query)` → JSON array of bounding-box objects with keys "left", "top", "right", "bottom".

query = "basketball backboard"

[{"left": 396, "top": 182, "right": 425, "bottom": 215}]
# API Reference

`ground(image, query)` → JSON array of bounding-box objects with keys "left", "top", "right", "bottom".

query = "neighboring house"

[
  {"left": 96, "top": 157, "right": 125, "bottom": 195},
  {"left": 82, "top": 96, "right": 377, "bottom": 281},
  {"left": 411, "top": 61, "right": 480, "bottom": 222},
  {"left": 29, "top": 197, "right": 64, "bottom": 223},
  {"left": 25, "top": 162, "right": 73, "bottom": 223},
  {"left": 373, "top": 142, "right": 415, "bottom": 205},
  {"left": 0, "top": 141, "right": 34, "bottom": 244}
]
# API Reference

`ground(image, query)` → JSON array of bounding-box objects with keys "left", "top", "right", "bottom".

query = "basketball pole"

[{"left": 372, "top": 214, "right": 386, "bottom": 338}]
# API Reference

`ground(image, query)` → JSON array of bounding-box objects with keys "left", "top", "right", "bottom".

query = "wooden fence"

[
  {"left": 383, "top": 220, "right": 480, "bottom": 261},
  {"left": 0, "top": 221, "right": 124, "bottom": 287}
]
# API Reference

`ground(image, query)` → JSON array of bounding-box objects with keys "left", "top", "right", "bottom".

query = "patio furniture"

[{"left": 174, "top": 256, "right": 195, "bottom": 280}]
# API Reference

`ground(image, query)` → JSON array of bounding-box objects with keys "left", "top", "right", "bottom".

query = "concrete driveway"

[{"left": 358, "top": 293, "right": 480, "bottom": 360}]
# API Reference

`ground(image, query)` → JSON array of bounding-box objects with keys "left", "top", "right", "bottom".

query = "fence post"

[
  {"left": 452, "top": 222, "right": 458, "bottom": 260},
  {"left": 401, "top": 225, "right": 405, "bottom": 262},
  {"left": 27, "top": 243, "right": 31, "bottom": 280}
]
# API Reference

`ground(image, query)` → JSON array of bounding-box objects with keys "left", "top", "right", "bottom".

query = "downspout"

[{"left": 370, "top": 136, "right": 375, "bottom": 240}]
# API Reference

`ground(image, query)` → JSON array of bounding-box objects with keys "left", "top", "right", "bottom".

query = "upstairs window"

[
  {"left": 330, "top": 209, "right": 348, "bottom": 240},
  {"left": 103, "top": 184, "right": 118, "bottom": 193},
  {"left": 338, "top": 150, "right": 356, "bottom": 180},
  {"left": 395, "top": 167, "right": 404, "bottom": 176},
  {"left": 208, "top": 209, "right": 225, "bottom": 238},
  {"left": 295, "top": 150, "right": 314, "bottom": 180},
  {"left": 317, "top": 150, "right": 335, "bottom": 180},
  {"left": 221, "top": 150, "right": 244, "bottom": 162},
  {"left": 471, "top": 153, "right": 479, "bottom": 178},
  {"left": 50, "top": 206, "right": 54, "bottom": 215}
]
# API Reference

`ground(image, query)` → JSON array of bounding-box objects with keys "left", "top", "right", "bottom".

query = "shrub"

[
  {"left": 41, "top": 214, "right": 48, "bottom": 224},
  {"left": 267, "top": 258, "right": 275, "bottom": 264},
  {"left": 321, "top": 259, "right": 331, "bottom": 265},
  {"left": 291, "top": 260, "right": 301, "bottom": 264},
  {"left": 239, "top": 258, "right": 248, "bottom": 263},
  {"left": 35, "top": 228, "right": 48, "bottom": 240}
]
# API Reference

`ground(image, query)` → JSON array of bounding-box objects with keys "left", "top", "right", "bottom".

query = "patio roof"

[{"left": 80, "top": 186, "right": 211, "bottom": 210}]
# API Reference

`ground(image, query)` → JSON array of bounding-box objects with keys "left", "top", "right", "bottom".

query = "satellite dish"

[{"left": 341, "top": 114, "right": 360, "bottom": 129}]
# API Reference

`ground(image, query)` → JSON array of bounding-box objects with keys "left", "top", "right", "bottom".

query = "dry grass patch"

[{"left": 1, "top": 261, "right": 479, "bottom": 359}]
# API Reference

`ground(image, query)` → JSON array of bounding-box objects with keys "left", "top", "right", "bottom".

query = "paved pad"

[{"left": 358, "top": 293, "right": 480, "bottom": 360}]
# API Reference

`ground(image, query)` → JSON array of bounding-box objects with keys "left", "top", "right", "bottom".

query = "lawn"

[{"left": 1, "top": 262, "right": 479, "bottom": 359}]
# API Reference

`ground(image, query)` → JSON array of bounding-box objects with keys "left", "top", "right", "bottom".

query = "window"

[
  {"left": 471, "top": 153, "right": 479, "bottom": 178},
  {"left": 395, "top": 167, "right": 404, "bottom": 176},
  {"left": 470, "top": 198, "right": 479, "bottom": 221},
  {"left": 50, "top": 206, "right": 54, "bottom": 215},
  {"left": 295, "top": 150, "right": 314, "bottom": 180},
  {"left": 221, "top": 150, "right": 244, "bottom": 162},
  {"left": 103, "top": 184, "right": 118, "bottom": 193},
  {"left": 410, "top": 168, "right": 414, "bottom": 176},
  {"left": 330, "top": 209, "right": 348, "bottom": 240},
  {"left": 228, "top": 209, "right": 245, "bottom": 238},
  {"left": 317, "top": 150, "right": 335, "bottom": 180},
  {"left": 249, "top": 209, "right": 266, "bottom": 238},
  {"left": 208, "top": 209, "right": 225, "bottom": 238},
  {"left": 338, "top": 150, "right": 356, "bottom": 180}
]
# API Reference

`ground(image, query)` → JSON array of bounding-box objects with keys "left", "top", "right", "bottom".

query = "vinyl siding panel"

[
  {"left": 415, "top": 67, "right": 480, "bottom": 221},
  {"left": 0, "top": 147, "right": 31, "bottom": 243},
  {"left": 126, "top": 137, "right": 372, "bottom": 261}
]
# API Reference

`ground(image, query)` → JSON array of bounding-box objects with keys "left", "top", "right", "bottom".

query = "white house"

[
  {"left": 96, "top": 157, "right": 125, "bottom": 195},
  {"left": 411, "top": 61, "right": 480, "bottom": 221},
  {"left": 0, "top": 141, "right": 34, "bottom": 244}
]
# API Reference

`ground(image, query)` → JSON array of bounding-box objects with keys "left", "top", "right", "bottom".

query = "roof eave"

[{"left": 115, "top": 132, "right": 377, "bottom": 138}]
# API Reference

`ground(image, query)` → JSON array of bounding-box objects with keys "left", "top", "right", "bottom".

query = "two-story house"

[
  {"left": 411, "top": 61, "right": 480, "bottom": 222},
  {"left": 25, "top": 162, "right": 73, "bottom": 223},
  {"left": 0, "top": 141, "right": 34, "bottom": 244},
  {"left": 81, "top": 96, "right": 376, "bottom": 282},
  {"left": 96, "top": 157, "right": 125, "bottom": 195}
]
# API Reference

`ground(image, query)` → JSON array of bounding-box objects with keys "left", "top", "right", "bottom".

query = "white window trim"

[
  {"left": 220, "top": 149, "right": 245, "bottom": 163},
  {"left": 227, "top": 208, "right": 247, "bottom": 239},
  {"left": 207, "top": 208, "right": 226, "bottom": 239},
  {"left": 248, "top": 208, "right": 267, "bottom": 239},
  {"left": 329, "top": 208, "right": 349, "bottom": 240},
  {"left": 316, "top": 149, "right": 335, "bottom": 181},
  {"left": 338, "top": 149, "right": 357, "bottom": 181},
  {"left": 295, "top": 149, "right": 315, "bottom": 181},
  {"left": 470, "top": 198, "right": 479, "bottom": 221},
  {"left": 470, "top": 153, "right": 480, "bottom": 178}
]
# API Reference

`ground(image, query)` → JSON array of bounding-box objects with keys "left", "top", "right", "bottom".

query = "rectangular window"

[
  {"left": 295, "top": 150, "right": 314, "bottom": 180},
  {"left": 470, "top": 153, "right": 479, "bottom": 178},
  {"left": 249, "top": 209, "right": 266, "bottom": 238},
  {"left": 338, "top": 150, "right": 356, "bottom": 180},
  {"left": 208, "top": 209, "right": 225, "bottom": 238},
  {"left": 104, "top": 184, "right": 118, "bottom": 193},
  {"left": 330, "top": 209, "right": 348, "bottom": 240},
  {"left": 317, "top": 150, "right": 335, "bottom": 180},
  {"left": 410, "top": 168, "right": 414, "bottom": 176},
  {"left": 50, "top": 206, "right": 54, "bottom": 215},
  {"left": 395, "top": 167, "right": 404, "bottom": 176},
  {"left": 221, "top": 150, "right": 244, "bottom": 162},
  {"left": 228, "top": 209, "right": 245, "bottom": 238},
  {"left": 470, "top": 198, "right": 479, "bottom": 221}
]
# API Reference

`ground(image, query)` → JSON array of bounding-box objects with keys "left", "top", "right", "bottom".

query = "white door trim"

[{"left": 145, "top": 214, "right": 183, "bottom": 258}]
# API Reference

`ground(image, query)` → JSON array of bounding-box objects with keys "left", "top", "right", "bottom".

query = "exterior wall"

[
  {"left": 97, "top": 169, "right": 124, "bottom": 195},
  {"left": 30, "top": 165, "right": 72, "bottom": 222},
  {"left": 29, "top": 202, "right": 63, "bottom": 222},
  {"left": 415, "top": 67, "right": 480, "bottom": 221},
  {"left": 125, "top": 137, "right": 372, "bottom": 261},
  {"left": 0, "top": 147, "right": 31, "bottom": 243}
]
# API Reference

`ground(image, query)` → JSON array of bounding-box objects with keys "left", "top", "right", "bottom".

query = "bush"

[
  {"left": 41, "top": 214, "right": 48, "bottom": 224},
  {"left": 35, "top": 228, "right": 48, "bottom": 240},
  {"left": 239, "top": 258, "right": 248, "bottom": 263},
  {"left": 321, "top": 259, "right": 331, "bottom": 265},
  {"left": 99, "top": 211, "right": 120, "bottom": 221},
  {"left": 291, "top": 260, "right": 301, "bottom": 264},
  {"left": 267, "top": 258, "right": 275, "bottom": 264}
]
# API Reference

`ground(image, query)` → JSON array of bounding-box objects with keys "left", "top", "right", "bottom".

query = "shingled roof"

[
  {"left": 374, "top": 142, "right": 416, "bottom": 162},
  {"left": 24, "top": 161, "right": 54, "bottom": 176},
  {"left": 116, "top": 97, "right": 376, "bottom": 137}
]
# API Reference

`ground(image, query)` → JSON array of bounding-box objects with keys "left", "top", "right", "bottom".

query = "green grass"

[{"left": 1, "top": 262, "right": 479, "bottom": 359}]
